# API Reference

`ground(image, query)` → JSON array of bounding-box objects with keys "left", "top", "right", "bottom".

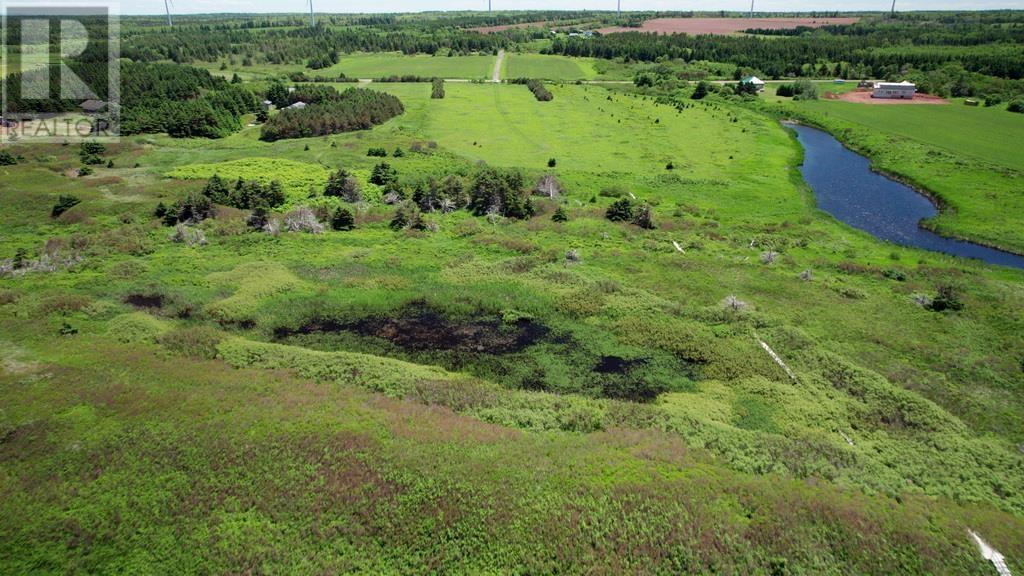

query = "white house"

[
  {"left": 283, "top": 101, "right": 307, "bottom": 110},
  {"left": 873, "top": 81, "right": 916, "bottom": 100},
  {"left": 741, "top": 76, "right": 766, "bottom": 92}
]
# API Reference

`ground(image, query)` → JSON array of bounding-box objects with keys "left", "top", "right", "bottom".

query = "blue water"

[{"left": 788, "top": 123, "right": 1024, "bottom": 270}]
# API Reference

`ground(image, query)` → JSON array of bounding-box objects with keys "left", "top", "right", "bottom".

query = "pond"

[{"left": 787, "top": 123, "right": 1024, "bottom": 270}]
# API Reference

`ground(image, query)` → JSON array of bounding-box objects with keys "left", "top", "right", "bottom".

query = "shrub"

[
  {"left": 162, "top": 191, "right": 213, "bottom": 225},
  {"left": 158, "top": 326, "right": 224, "bottom": 359},
  {"left": 246, "top": 207, "right": 269, "bottom": 230},
  {"left": 928, "top": 285, "right": 964, "bottom": 312},
  {"left": 606, "top": 198, "right": 635, "bottom": 222},
  {"left": 509, "top": 78, "right": 553, "bottom": 101},
  {"left": 535, "top": 174, "right": 561, "bottom": 198},
  {"left": 107, "top": 312, "right": 169, "bottom": 344},
  {"left": 390, "top": 200, "right": 427, "bottom": 231},
  {"left": 691, "top": 81, "right": 710, "bottom": 100},
  {"left": 283, "top": 207, "right": 325, "bottom": 234},
  {"left": 324, "top": 169, "right": 361, "bottom": 202},
  {"left": 547, "top": 158, "right": 557, "bottom": 168},
  {"left": 431, "top": 77, "right": 445, "bottom": 99},
  {"left": 1008, "top": 100, "right": 1024, "bottom": 114},
  {"left": 552, "top": 206, "right": 569, "bottom": 223},
  {"left": 370, "top": 162, "right": 398, "bottom": 186},
  {"left": 330, "top": 207, "right": 355, "bottom": 231},
  {"left": 0, "top": 150, "right": 17, "bottom": 165},
  {"left": 51, "top": 195, "right": 81, "bottom": 218},
  {"left": 169, "top": 224, "right": 207, "bottom": 246},
  {"left": 633, "top": 204, "right": 655, "bottom": 229},
  {"left": 367, "top": 147, "right": 388, "bottom": 157}
]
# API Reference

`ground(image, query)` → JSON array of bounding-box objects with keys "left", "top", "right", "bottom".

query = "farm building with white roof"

[{"left": 873, "top": 81, "right": 916, "bottom": 100}]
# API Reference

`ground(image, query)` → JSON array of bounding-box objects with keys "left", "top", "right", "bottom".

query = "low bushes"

[
  {"left": 107, "top": 312, "right": 170, "bottom": 344},
  {"left": 509, "top": 78, "right": 553, "bottom": 101}
]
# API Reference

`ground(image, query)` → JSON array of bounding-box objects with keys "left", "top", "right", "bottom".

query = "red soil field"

[
  {"left": 827, "top": 90, "right": 950, "bottom": 105},
  {"left": 598, "top": 17, "right": 860, "bottom": 36}
]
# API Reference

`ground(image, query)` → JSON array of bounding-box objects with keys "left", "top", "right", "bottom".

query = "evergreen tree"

[
  {"left": 606, "top": 198, "right": 635, "bottom": 222},
  {"left": 330, "top": 207, "right": 355, "bottom": 231}
]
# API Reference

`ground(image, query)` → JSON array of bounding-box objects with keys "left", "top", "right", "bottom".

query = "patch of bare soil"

[
  {"left": 598, "top": 17, "right": 860, "bottom": 36},
  {"left": 275, "top": 309, "right": 549, "bottom": 354},
  {"left": 828, "top": 90, "right": 949, "bottom": 105},
  {"left": 125, "top": 293, "right": 165, "bottom": 310}
]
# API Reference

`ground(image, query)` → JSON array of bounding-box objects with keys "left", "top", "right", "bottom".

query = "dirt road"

[{"left": 492, "top": 49, "right": 504, "bottom": 83}]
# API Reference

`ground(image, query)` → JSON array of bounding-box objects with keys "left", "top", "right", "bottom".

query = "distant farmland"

[{"left": 598, "top": 17, "right": 860, "bottom": 35}]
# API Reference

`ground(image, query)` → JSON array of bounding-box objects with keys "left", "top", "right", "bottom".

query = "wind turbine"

[
  {"left": 308, "top": 0, "right": 316, "bottom": 27},
  {"left": 890, "top": 0, "right": 896, "bottom": 17},
  {"left": 617, "top": 0, "right": 621, "bottom": 16},
  {"left": 164, "top": 0, "right": 173, "bottom": 27},
  {"left": 749, "top": 0, "right": 755, "bottom": 19},
  {"left": 488, "top": 0, "right": 492, "bottom": 13}
]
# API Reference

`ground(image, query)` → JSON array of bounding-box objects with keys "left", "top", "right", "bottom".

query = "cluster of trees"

[
  {"left": 606, "top": 198, "right": 655, "bottom": 229},
  {"left": 123, "top": 25, "right": 506, "bottom": 67},
  {"left": 201, "top": 175, "right": 286, "bottom": 210},
  {"left": 509, "top": 78, "right": 553, "bottom": 101},
  {"left": 119, "top": 62, "right": 258, "bottom": 137},
  {"left": 260, "top": 87, "right": 404, "bottom": 141},
  {"left": 431, "top": 78, "right": 446, "bottom": 99},
  {"left": 307, "top": 49, "right": 339, "bottom": 70},
  {"left": 776, "top": 78, "right": 819, "bottom": 100},
  {"left": 324, "top": 169, "right": 362, "bottom": 202},
  {"left": 155, "top": 192, "right": 214, "bottom": 226}
]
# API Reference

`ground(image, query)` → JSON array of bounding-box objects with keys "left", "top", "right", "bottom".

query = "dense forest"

[
  {"left": 260, "top": 87, "right": 404, "bottom": 141},
  {"left": 120, "top": 63, "right": 258, "bottom": 137},
  {"left": 123, "top": 26, "right": 508, "bottom": 65}
]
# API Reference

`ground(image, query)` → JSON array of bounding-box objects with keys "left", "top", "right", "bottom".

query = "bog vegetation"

[{"left": 1, "top": 9, "right": 1023, "bottom": 574}]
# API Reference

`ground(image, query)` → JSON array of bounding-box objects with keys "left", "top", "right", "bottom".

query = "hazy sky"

[{"left": 121, "top": 0, "right": 1024, "bottom": 15}]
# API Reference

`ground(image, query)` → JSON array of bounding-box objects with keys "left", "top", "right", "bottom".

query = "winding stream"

[{"left": 787, "top": 123, "right": 1024, "bottom": 270}]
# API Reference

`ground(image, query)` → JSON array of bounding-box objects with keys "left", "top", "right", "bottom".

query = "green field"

[
  {"left": 323, "top": 52, "right": 495, "bottom": 79},
  {"left": 503, "top": 53, "right": 598, "bottom": 80},
  {"left": 3, "top": 44, "right": 1024, "bottom": 572},
  {"left": 779, "top": 96, "right": 1024, "bottom": 253}
]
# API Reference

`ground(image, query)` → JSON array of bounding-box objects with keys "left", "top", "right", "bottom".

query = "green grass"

[
  {"left": 323, "top": 52, "right": 496, "bottom": 79},
  {"left": 503, "top": 53, "right": 598, "bottom": 80},
  {"left": 3, "top": 68, "right": 1024, "bottom": 573},
  {"left": 775, "top": 96, "right": 1024, "bottom": 253}
]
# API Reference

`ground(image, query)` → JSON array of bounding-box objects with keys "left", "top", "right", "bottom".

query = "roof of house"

[
  {"left": 79, "top": 99, "right": 107, "bottom": 112},
  {"left": 284, "top": 101, "right": 307, "bottom": 110},
  {"left": 741, "top": 76, "right": 765, "bottom": 84},
  {"left": 875, "top": 81, "right": 916, "bottom": 89}
]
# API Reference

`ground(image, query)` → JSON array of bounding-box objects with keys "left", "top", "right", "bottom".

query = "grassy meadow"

[{"left": 2, "top": 57, "right": 1024, "bottom": 572}]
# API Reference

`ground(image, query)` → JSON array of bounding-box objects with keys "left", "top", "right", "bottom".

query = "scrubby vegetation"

[{"left": 2, "top": 10, "right": 1023, "bottom": 574}]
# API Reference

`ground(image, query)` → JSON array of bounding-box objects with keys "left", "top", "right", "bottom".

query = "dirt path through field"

[{"left": 492, "top": 49, "right": 505, "bottom": 83}]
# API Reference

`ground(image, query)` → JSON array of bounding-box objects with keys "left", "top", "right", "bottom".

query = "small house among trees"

[{"left": 740, "top": 76, "right": 766, "bottom": 92}]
